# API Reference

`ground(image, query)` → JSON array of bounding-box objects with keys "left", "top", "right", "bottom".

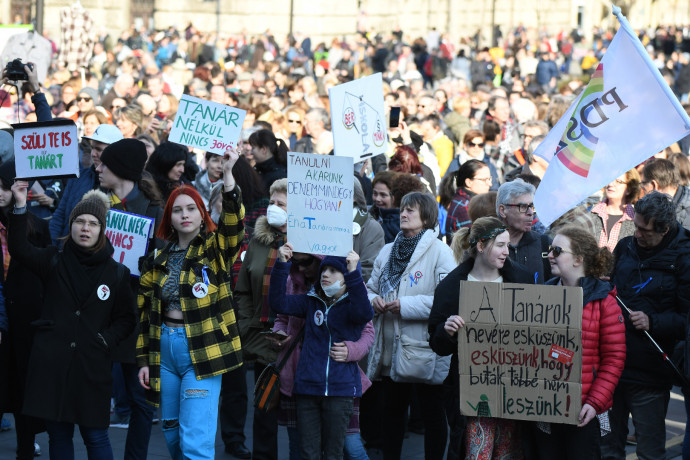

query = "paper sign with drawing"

[
  {"left": 458, "top": 282, "right": 583, "bottom": 425},
  {"left": 328, "top": 73, "right": 387, "bottom": 162},
  {"left": 287, "top": 152, "right": 354, "bottom": 256}
]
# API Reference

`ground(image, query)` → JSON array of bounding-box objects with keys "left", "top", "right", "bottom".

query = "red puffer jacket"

[{"left": 580, "top": 279, "right": 626, "bottom": 412}]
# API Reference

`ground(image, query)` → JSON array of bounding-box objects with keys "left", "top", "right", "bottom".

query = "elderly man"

[
  {"left": 641, "top": 158, "right": 690, "bottom": 228},
  {"left": 496, "top": 179, "right": 551, "bottom": 283},
  {"left": 601, "top": 191, "right": 690, "bottom": 460},
  {"left": 101, "top": 73, "right": 134, "bottom": 110},
  {"left": 295, "top": 108, "right": 332, "bottom": 155}
]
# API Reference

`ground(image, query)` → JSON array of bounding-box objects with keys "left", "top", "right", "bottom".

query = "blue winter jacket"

[{"left": 269, "top": 260, "right": 373, "bottom": 397}]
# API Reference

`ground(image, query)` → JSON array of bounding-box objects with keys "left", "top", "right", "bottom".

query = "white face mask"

[
  {"left": 266, "top": 204, "right": 287, "bottom": 227},
  {"left": 321, "top": 280, "right": 344, "bottom": 298}
]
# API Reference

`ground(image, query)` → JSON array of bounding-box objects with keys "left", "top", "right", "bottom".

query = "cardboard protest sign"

[
  {"left": 287, "top": 152, "right": 353, "bottom": 256},
  {"left": 168, "top": 95, "right": 246, "bottom": 154},
  {"left": 105, "top": 209, "right": 155, "bottom": 277},
  {"left": 328, "top": 73, "right": 387, "bottom": 162},
  {"left": 458, "top": 282, "right": 583, "bottom": 424},
  {"left": 13, "top": 120, "right": 79, "bottom": 180}
]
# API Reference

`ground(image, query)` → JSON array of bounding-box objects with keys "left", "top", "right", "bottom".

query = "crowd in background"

[{"left": 0, "top": 16, "right": 689, "bottom": 460}]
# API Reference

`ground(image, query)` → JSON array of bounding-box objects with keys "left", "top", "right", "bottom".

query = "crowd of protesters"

[{"left": 0, "top": 16, "right": 689, "bottom": 460}]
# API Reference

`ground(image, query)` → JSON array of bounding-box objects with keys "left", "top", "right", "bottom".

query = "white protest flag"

[{"left": 533, "top": 6, "right": 690, "bottom": 227}]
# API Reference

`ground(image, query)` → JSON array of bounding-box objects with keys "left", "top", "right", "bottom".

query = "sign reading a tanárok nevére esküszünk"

[
  {"left": 13, "top": 119, "right": 79, "bottom": 180},
  {"left": 168, "top": 95, "right": 246, "bottom": 155},
  {"left": 458, "top": 282, "right": 583, "bottom": 425},
  {"left": 287, "top": 152, "right": 353, "bottom": 257},
  {"left": 328, "top": 73, "right": 386, "bottom": 162},
  {"left": 105, "top": 209, "right": 155, "bottom": 277}
]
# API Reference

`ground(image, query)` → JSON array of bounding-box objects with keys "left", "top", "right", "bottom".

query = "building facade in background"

[{"left": 2, "top": 0, "right": 689, "bottom": 46}]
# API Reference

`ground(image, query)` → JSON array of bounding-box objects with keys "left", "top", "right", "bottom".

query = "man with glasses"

[
  {"left": 601, "top": 191, "right": 690, "bottom": 460},
  {"left": 640, "top": 158, "right": 690, "bottom": 229},
  {"left": 496, "top": 179, "right": 552, "bottom": 283}
]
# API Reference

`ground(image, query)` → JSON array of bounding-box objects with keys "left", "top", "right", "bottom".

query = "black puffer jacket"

[
  {"left": 428, "top": 257, "right": 533, "bottom": 387},
  {"left": 613, "top": 223, "right": 690, "bottom": 388}
]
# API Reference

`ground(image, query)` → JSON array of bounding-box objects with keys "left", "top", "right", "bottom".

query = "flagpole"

[
  {"left": 616, "top": 295, "right": 690, "bottom": 389},
  {"left": 611, "top": 4, "right": 690, "bottom": 129}
]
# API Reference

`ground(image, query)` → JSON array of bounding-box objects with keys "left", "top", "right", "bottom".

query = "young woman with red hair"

[{"left": 136, "top": 147, "right": 245, "bottom": 459}]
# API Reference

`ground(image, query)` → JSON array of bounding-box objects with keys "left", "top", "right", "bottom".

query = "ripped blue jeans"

[{"left": 160, "top": 324, "right": 222, "bottom": 460}]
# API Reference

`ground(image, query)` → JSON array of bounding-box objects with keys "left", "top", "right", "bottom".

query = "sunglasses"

[
  {"left": 77, "top": 96, "right": 92, "bottom": 102},
  {"left": 293, "top": 257, "right": 316, "bottom": 267},
  {"left": 468, "top": 141, "right": 484, "bottom": 148},
  {"left": 543, "top": 245, "right": 574, "bottom": 258}
]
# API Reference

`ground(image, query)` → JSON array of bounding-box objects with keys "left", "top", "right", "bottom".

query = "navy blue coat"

[
  {"left": 613, "top": 223, "right": 690, "bottom": 388},
  {"left": 269, "top": 260, "right": 373, "bottom": 397}
]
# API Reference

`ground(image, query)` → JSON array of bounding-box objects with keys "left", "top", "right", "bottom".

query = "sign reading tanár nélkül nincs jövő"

[
  {"left": 14, "top": 120, "right": 79, "bottom": 180},
  {"left": 105, "top": 209, "right": 154, "bottom": 277},
  {"left": 168, "top": 95, "right": 246, "bottom": 154}
]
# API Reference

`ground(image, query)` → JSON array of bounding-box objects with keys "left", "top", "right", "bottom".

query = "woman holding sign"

[
  {"left": 136, "top": 147, "right": 245, "bottom": 460},
  {"left": 536, "top": 226, "right": 626, "bottom": 459},
  {"left": 8, "top": 186, "right": 136, "bottom": 459},
  {"left": 428, "top": 217, "right": 532, "bottom": 460},
  {"left": 366, "top": 192, "right": 455, "bottom": 460}
]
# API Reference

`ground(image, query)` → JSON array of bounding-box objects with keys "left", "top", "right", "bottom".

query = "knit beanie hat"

[
  {"left": 320, "top": 256, "right": 349, "bottom": 276},
  {"left": 69, "top": 190, "right": 110, "bottom": 227},
  {"left": 100, "top": 139, "right": 148, "bottom": 182},
  {"left": 77, "top": 87, "right": 99, "bottom": 105}
]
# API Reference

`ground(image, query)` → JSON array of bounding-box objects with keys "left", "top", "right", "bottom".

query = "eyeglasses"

[
  {"left": 545, "top": 245, "right": 574, "bottom": 258},
  {"left": 473, "top": 176, "right": 492, "bottom": 184},
  {"left": 73, "top": 218, "right": 101, "bottom": 229},
  {"left": 468, "top": 142, "right": 485, "bottom": 148},
  {"left": 77, "top": 96, "right": 92, "bottom": 102},
  {"left": 505, "top": 203, "right": 535, "bottom": 213}
]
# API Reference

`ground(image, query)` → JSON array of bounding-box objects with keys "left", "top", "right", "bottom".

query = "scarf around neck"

[{"left": 380, "top": 230, "right": 425, "bottom": 296}]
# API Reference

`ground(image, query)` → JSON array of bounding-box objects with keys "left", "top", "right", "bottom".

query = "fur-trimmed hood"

[{"left": 252, "top": 215, "right": 284, "bottom": 246}]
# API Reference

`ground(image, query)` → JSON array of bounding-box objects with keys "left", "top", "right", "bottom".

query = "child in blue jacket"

[{"left": 269, "top": 243, "right": 374, "bottom": 460}]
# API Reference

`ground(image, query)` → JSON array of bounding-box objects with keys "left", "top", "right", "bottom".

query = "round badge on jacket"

[
  {"left": 97, "top": 284, "right": 110, "bottom": 301},
  {"left": 314, "top": 310, "right": 324, "bottom": 326},
  {"left": 192, "top": 282, "right": 209, "bottom": 298}
]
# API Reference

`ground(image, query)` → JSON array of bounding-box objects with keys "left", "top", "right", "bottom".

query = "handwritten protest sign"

[
  {"left": 328, "top": 73, "right": 386, "bottom": 162},
  {"left": 287, "top": 152, "right": 353, "bottom": 256},
  {"left": 13, "top": 120, "right": 78, "bottom": 180},
  {"left": 458, "top": 282, "right": 583, "bottom": 424},
  {"left": 105, "top": 209, "right": 155, "bottom": 277},
  {"left": 168, "top": 95, "right": 246, "bottom": 154}
]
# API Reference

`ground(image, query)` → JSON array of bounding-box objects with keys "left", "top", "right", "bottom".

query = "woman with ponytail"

[
  {"left": 428, "top": 216, "right": 533, "bottom": 459},
  {"left": 535, "top": 225, "right": 626, "bottom": 459},
  {"left": 248, "top": 129, "right": 288, "bottom": 194}
]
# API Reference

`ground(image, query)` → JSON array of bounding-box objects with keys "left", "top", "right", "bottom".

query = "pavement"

[{"left": 0, "top": 369, "right": 686, "bottom": 459}]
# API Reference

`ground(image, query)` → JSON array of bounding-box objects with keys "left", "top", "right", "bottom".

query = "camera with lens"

[{"left": 5, "top": 59, "right": 32, "bottom": 81}]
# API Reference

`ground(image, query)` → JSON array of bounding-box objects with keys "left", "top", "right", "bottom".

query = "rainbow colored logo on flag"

[{"left": 554, "top": 64, "right": 604, "bottom": 177}]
